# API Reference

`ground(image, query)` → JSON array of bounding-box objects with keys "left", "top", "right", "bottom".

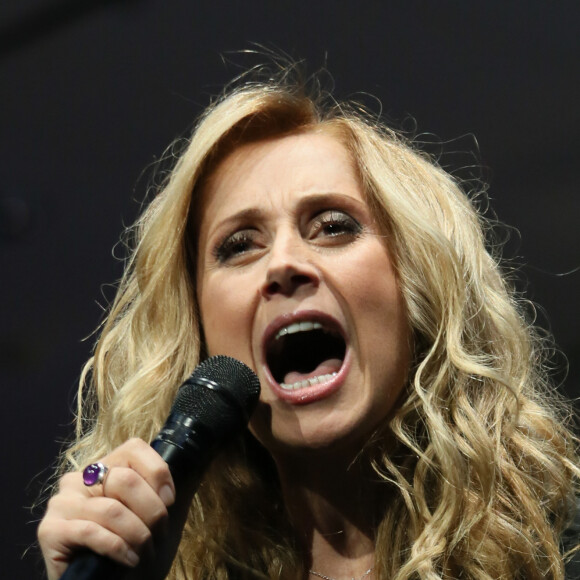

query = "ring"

[{"left": 82, "top": 462, "right": 109, "bottom": 487}]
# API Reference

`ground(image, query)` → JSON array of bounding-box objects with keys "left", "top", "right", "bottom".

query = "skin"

[
  {"left": 196, "top": 132, "right": 411, "bottom": 576},
  {"left": 38, "top": 438, "right": 176, "bottom": 580},
  {"left": 196, "top": 132, "right": 411, "bottom": 459},
  {"left": 38, "top": 131, "right": 412, "bottom": 580}
]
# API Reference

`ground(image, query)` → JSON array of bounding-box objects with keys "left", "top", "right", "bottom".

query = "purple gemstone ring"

[{"left": 82, "top": 462, "right": 109, "bottom": 487}]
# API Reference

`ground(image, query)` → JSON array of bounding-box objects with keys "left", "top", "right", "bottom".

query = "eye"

[
  {"left": 213, "top": 229, "right": 260, "bottom": 264},
  {"left": 309, "top": 210, "right": 362, "bottom": 243}
]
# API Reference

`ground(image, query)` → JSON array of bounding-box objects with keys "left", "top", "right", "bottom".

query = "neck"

[{"left": 273, "top": 449, "right": 384, "bottom": 579}]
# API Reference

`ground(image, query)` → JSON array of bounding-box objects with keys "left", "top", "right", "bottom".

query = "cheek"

[
  {"left": 350, "top": 249, "right": 411, "bottom": 365},
  {"left": 199, "top": 276, "right": 256, "bottom": 363},
  {"left": 345, "top": 246, "right": 402, "bottom": 315}
]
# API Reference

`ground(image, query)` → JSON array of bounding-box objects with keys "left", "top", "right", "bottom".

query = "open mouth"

[{"left": 266, "top": 320, "right": 347, "bottom": 390}]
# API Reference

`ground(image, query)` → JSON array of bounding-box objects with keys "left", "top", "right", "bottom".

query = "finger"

[
  {"left": 102, "top": 438, "right": 175, "bottom": 507},
  {"left": 49, "top": 491, "right": 156, "bottom": 554},
  {"left": 58, "top": 450, "right": 172, "bottom": 545},
  {"left": 99, "top": 466, "right": 170, "bottom": 532},
  {"left": 38, "top": 516, "right": 140, "bottom": 580},
  {"left": 60, "top": 463, "right": 170, "bottom": 537}
]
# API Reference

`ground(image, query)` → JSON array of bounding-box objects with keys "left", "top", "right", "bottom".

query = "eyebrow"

[
  {"left": 207, "top": 207, "right": 265, "bottom": 237},
  {"left": 206, "top": 192, "right": 368, "bottom": 239},
  {"left": 299, "top": 192, "right": 367, "bottom": 211}
]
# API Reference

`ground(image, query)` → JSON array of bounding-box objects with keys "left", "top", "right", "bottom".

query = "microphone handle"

[{"left": 58, "top": 553, "right": 125, "bottom": 580}]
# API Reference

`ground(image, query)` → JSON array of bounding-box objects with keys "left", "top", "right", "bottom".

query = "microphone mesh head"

[{"left": 171, "top": 356, "right": 260, "bottom": 437}]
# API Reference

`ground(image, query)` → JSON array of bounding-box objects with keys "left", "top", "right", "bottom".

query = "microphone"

[{"left": 59, "top": 355, "right": 261, "bottom": 580}]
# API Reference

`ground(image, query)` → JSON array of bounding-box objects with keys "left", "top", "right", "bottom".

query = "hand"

[{"left": 38, "top": 438, "right": 176, "bottom": 580}]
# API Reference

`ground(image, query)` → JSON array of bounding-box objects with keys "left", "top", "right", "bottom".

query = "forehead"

[{"left": 198, "top": 132, "right": 364, "bottom": 223}]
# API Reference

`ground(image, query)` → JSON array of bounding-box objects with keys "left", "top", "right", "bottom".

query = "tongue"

[{"left": 283, "top": 358, "right": 342, "bottom": 385}]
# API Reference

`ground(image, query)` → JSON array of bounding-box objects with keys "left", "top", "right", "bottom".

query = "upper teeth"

[{"left": 274, "top": 321, "right": 322, "bottom": 341}]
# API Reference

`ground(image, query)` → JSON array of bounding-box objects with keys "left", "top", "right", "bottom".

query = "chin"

[{"left": 252, "top": 413, "right": 381, "bottom": 462}]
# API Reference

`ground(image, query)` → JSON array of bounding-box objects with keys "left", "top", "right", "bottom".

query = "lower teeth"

[{"left": 279, "top": 372, "right": 337, "bottom": 391}]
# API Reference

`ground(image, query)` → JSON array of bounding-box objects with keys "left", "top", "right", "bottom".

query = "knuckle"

[
  {"left": 125, "top": 437, "right": 148, "bottom": 451},
  {"left": 114, "top": 467, "right": 140, "bottom": 489},
  {"left": 150, "top": 461, "right": 170, "bottom": 481},
  {"left": 59, "top": 472, "right": 80, "bottom": 490},
  {"left": 150, "top": 503, "right": 169, "bottom": 524},
  {"left": 37, "top": 518, "right": 51, "bottom": 543},
  {"left": 137, "top": 527, "right": 152, "bottom": 546},
  {"left": 45, "top": 494, "right": 61, "bottom": 511},
  {"left": 44, "top": 492, "right": 79, "bottom": 516},
  {"left": 102, "top": 499, "right": 125, "bottom": 521},
  {"left": 78, "top": 519, "right": 100, "bottom": 541},
  {"left": 108, "top": 534, "right": 128, "bottom": 555},
  {"left": 104, "top": 437, "right": 146, "bottom": 463}
]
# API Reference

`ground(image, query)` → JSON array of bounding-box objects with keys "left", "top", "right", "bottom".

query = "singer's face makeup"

[{"left": 196, "top": 132, "right": 411, "bottom": 456}]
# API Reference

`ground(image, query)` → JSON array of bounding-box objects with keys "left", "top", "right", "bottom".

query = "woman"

[{"left": 38, "top": 66, "right": 579, "bottom": 580}]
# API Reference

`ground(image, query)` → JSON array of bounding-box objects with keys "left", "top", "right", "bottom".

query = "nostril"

[
  {"left": 264, "top": 272, "right": 317, "bottom": 297},
  {"left": 292, "top": 274, "right": 313, "bottom": 286},
  {"left": 265, "top": 280, "right": 282, "bottom": 295},
  {"left": 262, "top": 257, "right": 320, "bottom": 298}
]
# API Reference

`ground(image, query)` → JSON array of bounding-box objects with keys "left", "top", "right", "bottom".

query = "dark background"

[{"left": 1, "top": 2, "right": 578, "bottom": 577}]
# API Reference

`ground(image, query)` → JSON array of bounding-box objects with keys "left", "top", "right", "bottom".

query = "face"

[{"left": 196, "top": 132, "right": 411, "bottom": 458}]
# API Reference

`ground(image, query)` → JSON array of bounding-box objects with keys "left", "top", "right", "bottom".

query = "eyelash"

[
  {"left": 214, "top": 230, "right": 257, "bottom": 263},
  {"left": 310, "top": 210, "right": 362, "bottom": 239},
  {"left": 213, "top": 210, "right": 362, "bottom": 264}
]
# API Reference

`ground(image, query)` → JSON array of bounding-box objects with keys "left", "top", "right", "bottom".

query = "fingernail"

[
  {"left": 126, "top": 549, "right": 140, "bottom": 567},
  {"left": 159, "top": 484, "right": 175, "bottom": 506}
]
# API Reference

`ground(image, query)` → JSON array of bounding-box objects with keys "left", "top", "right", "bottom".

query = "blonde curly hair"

[{"left": 60, "top": 66, "right": 579, "bottom": 579}]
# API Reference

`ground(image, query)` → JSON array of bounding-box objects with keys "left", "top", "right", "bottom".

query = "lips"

[{"left": 262, "top": 312, "right": 348, "bottom": 402}]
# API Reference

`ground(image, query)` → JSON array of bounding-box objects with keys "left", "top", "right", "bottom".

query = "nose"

[{"left": 260, "top": 234, "right": 320, "bottom": 298}]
